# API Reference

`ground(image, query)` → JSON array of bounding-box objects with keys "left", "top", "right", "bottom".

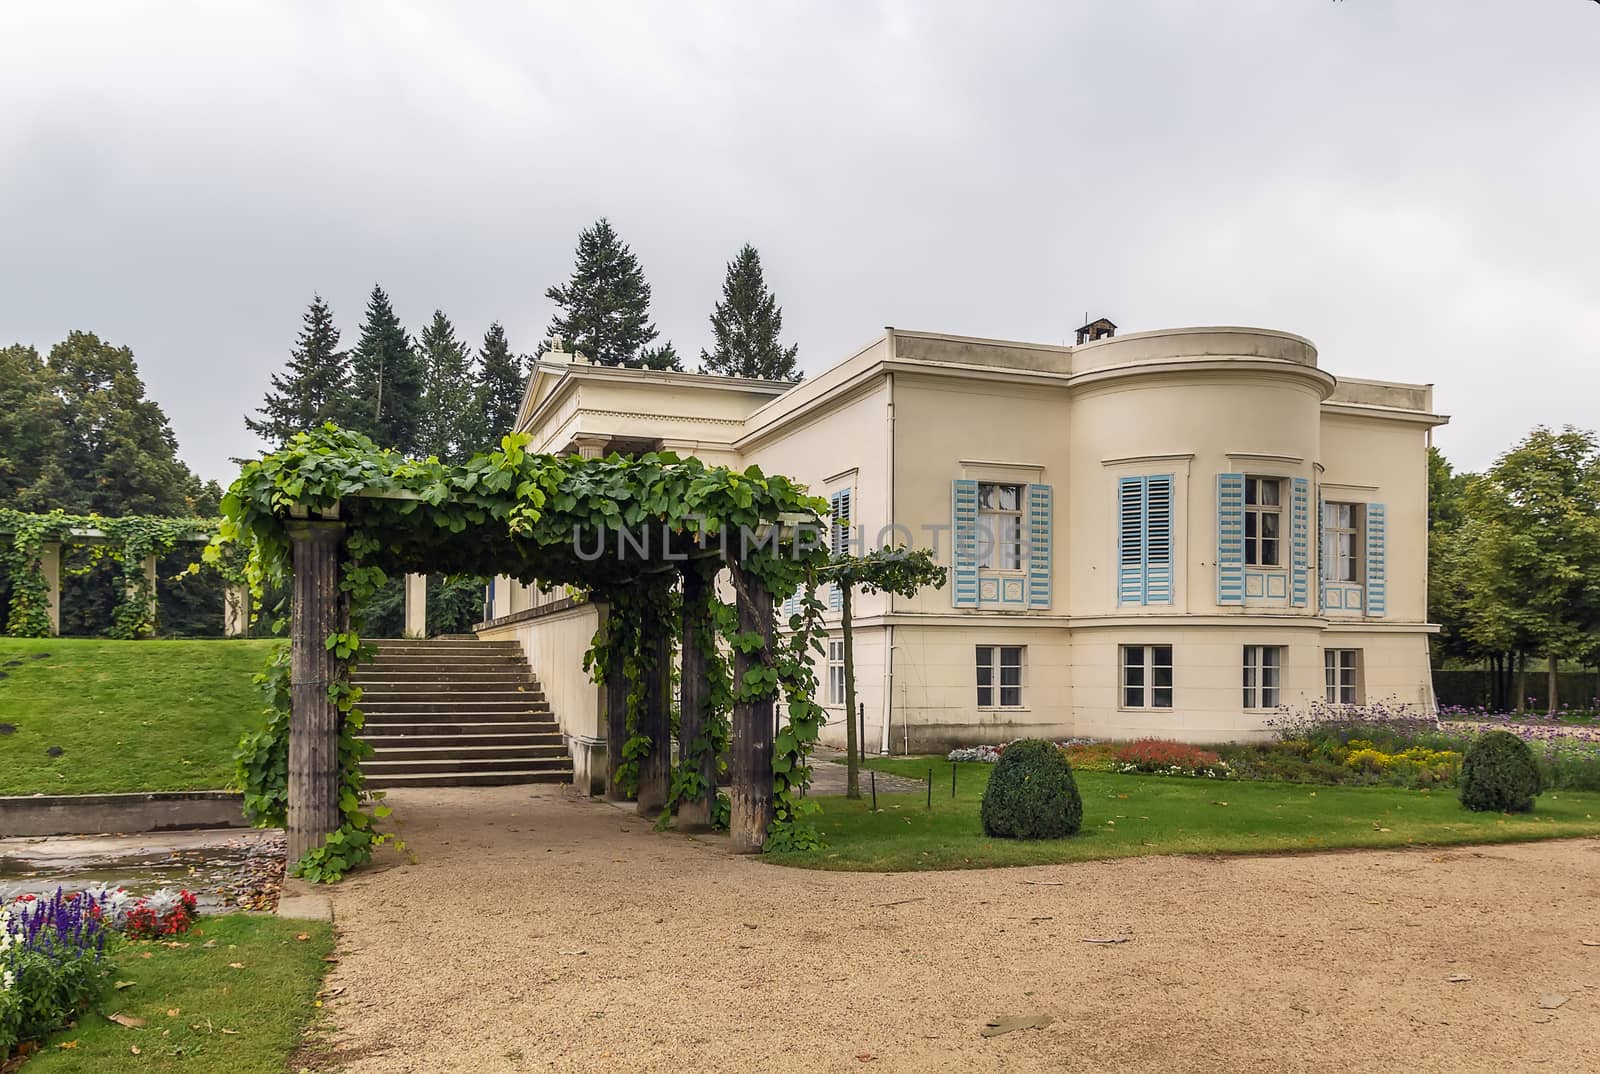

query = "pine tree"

[
  {"left": 542, "top": 219, "right": 664, "bottom": 368},
  {"left": 639, "top": 341, "right": 684, "bottom": 371},
  {"left": 468, "top": 322, "right": 525, "bottom": 452},
  {"left": 245, "top": 294, "right": 348, "bottom": 445},
  {"left": 348, "top": 285, "right": 425, "bottom": 452},
  {"left": 699, "top": 244, "right": 801, "bottom": 381},
  {"left": 417, "top": 310, "right": 477, "bottom": 463}
]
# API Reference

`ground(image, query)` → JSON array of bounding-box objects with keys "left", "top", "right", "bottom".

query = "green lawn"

[
  {"left": 767, "top": 756, "right": 1600, "bottom": 871},
  {"left": 26, "top": 914, "right": 334, "bottom": 1074},
  {"left": 0, "top": 638, "right": 276, "bottom": 795}
]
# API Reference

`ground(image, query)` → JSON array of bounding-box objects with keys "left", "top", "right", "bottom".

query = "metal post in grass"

[
  {"left": 858, "top": 702, "right": 866, "bottom": 769},
  {"left": 870, "top": 769, "right": 877, "bottom": 811},
  {"left": 927, "top": 768, "right": 932, "bottom": 810},
  {"left": 951, "top": 764, "right": 957, "bottom": 798}
]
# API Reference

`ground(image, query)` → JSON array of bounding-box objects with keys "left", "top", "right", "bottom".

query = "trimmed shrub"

[
  {"left": 980, "top": 738, "right": 1083, "bottom": 839},
  {"left": 1459, "top": 731, "right": 1542, "bottom": 813}
]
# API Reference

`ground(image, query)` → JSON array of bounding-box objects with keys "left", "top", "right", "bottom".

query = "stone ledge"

[{"left": 0, "top": 790, "right": 247, "bottom": 838}]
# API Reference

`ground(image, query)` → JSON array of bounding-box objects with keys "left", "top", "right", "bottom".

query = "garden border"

[{"left": 0, "top": 790, "right": 245, "bottom": 838}]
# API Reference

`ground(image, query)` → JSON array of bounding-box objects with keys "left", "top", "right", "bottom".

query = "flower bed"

[
  {"left": 1114, "top": 739, "right": 1230, "bottom": 778},
  {"left": 1, "top": 886, "right": 199, "bottom": 1061}
]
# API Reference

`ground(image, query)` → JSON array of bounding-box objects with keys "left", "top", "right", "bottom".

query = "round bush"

[
  {"left": 1459, "top": 730, "right": 1542, "bottom": 813},
  {"left": 980, "top": 739, "right": 1083, "bottom": 839}
]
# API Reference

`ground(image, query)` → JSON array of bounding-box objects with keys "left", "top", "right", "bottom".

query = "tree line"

[
  {"left": 249, "top": 218, "right": 803, "bottom": 461},
  {"left": 1429, "top": 427, "right": 1600, "bottom": 712}
]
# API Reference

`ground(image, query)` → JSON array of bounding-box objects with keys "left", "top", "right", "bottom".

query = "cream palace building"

[{"left": 475, "top": 322, "right": 1446, "bottom": 789}]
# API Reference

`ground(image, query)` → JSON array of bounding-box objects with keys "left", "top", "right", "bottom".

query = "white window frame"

[
  {"left": 977, "top": 482, "right": 1025, "bottom": 572},
  {"left": 1121, "top": 645, "right": 1174, "bottom": 709},
  {"left": 1322, "top": 502, "right": 1362, "bottom": 583},
  {"left": 827, "top": 639, "right": 846, "bottom": 705},
  {"left": 976, "top": 645, "right": 1025, "bottom": 708},
  {"left": 1243, "top": 475, "right": 1284, "bottom": 568},
  {"left": 1242, "top": 644, "right": 1283, "bottom": 709},
  {"left": 1324, "top": 648, "right": 1362, "bottom": 705}
]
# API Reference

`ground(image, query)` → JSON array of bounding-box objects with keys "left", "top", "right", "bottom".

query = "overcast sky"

[{"left": 3, "top": 1, "right": 1597, "bottom": 485}]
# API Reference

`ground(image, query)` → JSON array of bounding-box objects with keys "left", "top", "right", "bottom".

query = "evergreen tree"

[
  {"left": 348, "top": 285, "right": 425, "bottom": 452},
  {"left": 468, "top": 322, "right": 525, "bottom": 451},
  {"left": 639, "top": 340, "right": 684, "bottom": 372},
  {"left": 245, "top": 294, "right": 348, "bottom": 446},
  {"left": 542, "top": 219, "right": 664, "bottom": 368},
  {"left": 0, "top": 344, "right": 68, "bottom": 510},
  {"left": 417, "top": 310, "right": 477, "bottom": 463},
  {"left": 699, "top": 244, "right": 801, "bottom": 381}
]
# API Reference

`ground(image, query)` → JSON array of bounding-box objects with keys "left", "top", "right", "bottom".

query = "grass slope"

[
  {"left": 767, "top": 757, "right": 1600, "bottom": 871},
  {"left": 25, "top": 914, "right": 334, "bottom": 1074},
  {"left": 0, "top": 638, "right": 276, "bottom": 795}
]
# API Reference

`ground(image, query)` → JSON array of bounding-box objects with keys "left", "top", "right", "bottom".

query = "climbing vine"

[
  {"left": 211, "top": 424, "right": 832, "bottom": 876},
  {"left": 0, "top": 508, "right": 220, "bottom": 638}
]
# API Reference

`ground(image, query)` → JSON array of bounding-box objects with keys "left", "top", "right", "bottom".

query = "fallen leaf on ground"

[
  {"left": 221, "top": 1028, "right": 239, "bottom": 1035},
  {"left": 56, "top": 1042, "right": 77, "bottom": 1050},
  {"left": 108, "top": 1013, "right": 145, "bottom": 1028},
  {"left": 130, "top": 1045, "right": 141, "bottom": 1055},
  {"left": 557, "top": 949, "right": 587, "bottom": 956},
  {"left": 114, "top": 981, "right": 136, "bottom": 990},
  {"left": 856, "top": 1055, "right": 876, "bottom": 1063},
  {"left": 1211, "top": 801, "right": 1229, "bottom": 807},
  {"left": 166, "top": 1009, "right": 180, "bottom": 1018},
  {"left": 1021, "top": 880, "right": 1064, "bottom": 887},
  {"left": 228, "top": 963, "right": 245, "bottom": 969},
  {"left": 1581, "top": 940, "right": 1600, "bottom": 948},
  {"left": 1538, "top": 994, "right": 1568, "bottom": 1010},
  {"left": 296, "top": 933, "right": 310, "bottom": 941},
  {"left": 1445, "top": 974, "right": 1472, "bottom": 983},
  {"left": 1083, "top": 937, "right": 1129, "bottom": 945},
  {"left": 982, "top": 1014, "right": 1054, "bottom": 1037}
]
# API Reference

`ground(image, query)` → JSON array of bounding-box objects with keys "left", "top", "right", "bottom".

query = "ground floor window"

[
  {"left": 1121, "top": 645, "right": 1173, "bottom": 708},
  {"left": 827, "top": 638, "right": 846, "bottom": 705},
  {"left": 1324, "top": 648, "right": 1361, "bottom": 704},
  {"left": 1242, "top": 645, "right": 1282, "bottom": 709},
  {"left": 976, "top": 645, "right": 1024, "bottom": 707}
]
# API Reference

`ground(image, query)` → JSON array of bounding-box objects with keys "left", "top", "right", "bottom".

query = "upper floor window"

[
  {"left": 978, "top": 483, "right": 1024, "bottom": 571},
  {"left": 1322, "top": 502, "right": 1361, "bottom": 582},
  {"left": 1244, "top": 476, "right": 1282, "bottom": 567},
  {"left": 976, "top": 645, "right": 1024, "bottom": 707},
  {"left": 1242, "top": 644, "right": 1282, "bottom": 709},
  {"left": 827, "top": 638, "right": 846, "bottom": 705}
]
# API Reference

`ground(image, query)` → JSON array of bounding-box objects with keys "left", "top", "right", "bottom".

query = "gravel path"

[{"left": 315, "top": 785, "right": 1600, "bottom": 1073}]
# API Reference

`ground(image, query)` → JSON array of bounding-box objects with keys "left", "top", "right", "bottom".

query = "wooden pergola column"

[
  {"left": 675, "top": 566, "right": 715, "bottom": 831},
  {"left": 634, "top": 619, "right": 671, "bottom": 816},
  {"left": 730, "top": 562, "right": 774, "bottom": 853},
  {"left": 286, "top": 517, "right": 346, "bottom": 862},
  {"left": 604, "top": 607, "right": 630, "bottom": 801}
]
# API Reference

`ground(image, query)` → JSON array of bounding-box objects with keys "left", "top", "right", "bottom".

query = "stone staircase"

[{"left": 353, "top": 637, "right": 572, "bottom": 788}]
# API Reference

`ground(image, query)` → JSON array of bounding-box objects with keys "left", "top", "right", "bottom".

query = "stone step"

[
  {"left": 363, "top": 749, "right": 569, "bottom": 765},
  {"left": 363, "top": 769, "right": 572, "bottom": 789},
  {"left": 360, "top": 720, "right": 559, "bottom": 737},
  {"left": 365, "top": 732, "right": 564, "bottom": 750},
  {"left": 368, "top": 640, "right": 520, "bottom": 650},
  {"left": 360, "top": 702, "right": 551, "bottom": 717},
  {"left": 353, "top": 670, "right": 534, "bottom": 682},
  {"left": 362, "top": 755, "right": 573, "bottom": 776},
  {"left": 357, "top": 687, "right": 546, "bottom": 702}
]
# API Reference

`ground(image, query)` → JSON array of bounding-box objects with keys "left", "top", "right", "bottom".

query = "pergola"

[{"left": 222, "top": 427, "right": 830, "bottom": 868}]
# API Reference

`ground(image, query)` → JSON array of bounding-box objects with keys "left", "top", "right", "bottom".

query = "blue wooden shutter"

[
  {"left": 1026, "top": 484, "right": 1052, "bottom": 608},
  {"left": 1317, "top": 494, "right": 1330, "bottom": 611},
  {"left": 1217, "top": 473, "right": 1245, "bottom": 606},
  {"left": 829, "top": 489, "right": 851, "bottom": 610},
  {"left": 1291, "top": 477, "right": 1310, "bottom": 608},
  {"left": 1145, "top": 475, "right": 1173, "bottom": 604},
  {"left": 952, "top": 479, "right": 979, "bottom": 607},
  {"left": 1365, "top": 502, "right": 1386, "bottom": 617},
  {"left": 1117, "top": 477, "right": 1145, "bottom": 605}
]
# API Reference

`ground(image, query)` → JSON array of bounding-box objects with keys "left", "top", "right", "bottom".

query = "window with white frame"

[
  {"left": 827, "top": 639, "right": 846, "bottom": 705},
  {"left": 1244, "top": 476, "right": 1283, "bottom": 567},
  {"left": 978, "top": 483, "right": 1024, "bottom": 571},
  {"left": 976, "top": 645, "right": 1024, "bottom": 707},
  {"left": 1242, "top": 645, "right": 1283, "bottom": 709},
  {"left": 1322, "top": 502, "right": 1362, "bottom": 582},
  {"left": 1121, "top": 645, "right": 1173, "bottom": 708},
  {"left": 1324, "top": 648, "right": 1361, "bottom": 704}
]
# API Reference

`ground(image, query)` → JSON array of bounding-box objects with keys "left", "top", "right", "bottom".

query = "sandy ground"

[{"left": 315, "top": 785, "right": 1600, "bottom": 1074}]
